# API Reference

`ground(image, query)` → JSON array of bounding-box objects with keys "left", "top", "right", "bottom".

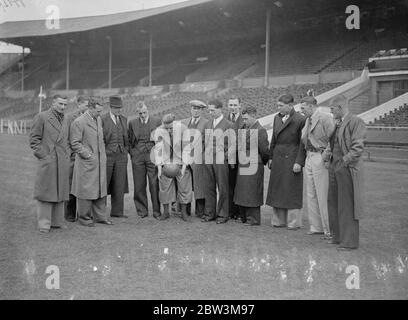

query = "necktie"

[
  {"left": 116, "top": 115, "right": 120, "bottom": 125},
  {"left": 231, "top": 114, "right": 236, "bottom": 123}
]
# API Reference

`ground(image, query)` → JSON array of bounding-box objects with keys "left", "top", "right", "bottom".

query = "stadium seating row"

[
  {"left": 2, "top": 28, "right": 406, "bottom": 90},
  {"left": 0, "top": 83, "right": 340, "bottom": 121},
  {"left": 369, "top": 103, "right": 408, "bottom": 127}
]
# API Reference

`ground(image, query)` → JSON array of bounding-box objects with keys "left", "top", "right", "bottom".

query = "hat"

[
  {"left": 189, "top": 100, "right": 207, "bottom": 108},
  {"left": 109, "top": 95, "right": 123, "bottom": 108}
]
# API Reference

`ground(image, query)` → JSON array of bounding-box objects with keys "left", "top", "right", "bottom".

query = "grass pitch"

[{"left": 0, "top": 134, "right": 407, "bottom": 299}]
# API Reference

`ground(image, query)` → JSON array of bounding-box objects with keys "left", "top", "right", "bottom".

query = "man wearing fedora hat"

[{"left": 101, "top": 95, "right": 129, "bottom": 218}]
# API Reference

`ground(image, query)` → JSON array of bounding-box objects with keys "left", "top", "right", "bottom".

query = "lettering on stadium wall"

[{"left": 0, "top": 119, "right": 27, "bottom": 135}]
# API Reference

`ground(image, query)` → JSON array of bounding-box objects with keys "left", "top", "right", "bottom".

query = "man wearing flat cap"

[
  {"left": 101, "top": 95, "right": 129, "bottom": 218},
  {"left": 181, "top": 100, "right": 209, "bottom": 218}
]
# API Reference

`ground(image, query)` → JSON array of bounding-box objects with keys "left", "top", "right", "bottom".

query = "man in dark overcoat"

[
  {"left": 29, "top": 94, "right": 70, "bottom": 233},
  {"left": 128, "top": 101, "right": 161, "bottom": 218},
  {"left": 325, "top": 94, "right": 366, "bottom": 250},
  {"left": 101, "top": 95, "right": 129, "bottom": 218},
  {"left": 266, "top": 94, "right": 306, "bottom": 230},
  {"left": 234, "top": 105, "right": 269, "bottom": 225}
]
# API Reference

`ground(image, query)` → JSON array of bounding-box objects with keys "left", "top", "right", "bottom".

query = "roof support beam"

[
  {"left": 21, "top": 46, "right": 25, "bottom": 92},
  {"left": 107, "top": 36, "right": 112, "bottom": 89},
  {"left": 66, "top": 42, "right": 70, "bottom": 91},
  {"left": 149, "top": 33, "right": 153, "bottom": 87},
  {"left": 264, "top": 7, "right": 271, "bottom": 87}
]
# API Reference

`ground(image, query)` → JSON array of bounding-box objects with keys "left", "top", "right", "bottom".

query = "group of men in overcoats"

[{"left": 29, "top": 91, "right": 366, "bottom": 250}]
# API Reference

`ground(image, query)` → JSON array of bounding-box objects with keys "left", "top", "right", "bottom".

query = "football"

[{"left": 162, "top": 163, "right": 181, "bottom": 178}]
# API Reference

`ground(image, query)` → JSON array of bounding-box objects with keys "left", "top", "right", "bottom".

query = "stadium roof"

[
  {"left": 1, "top": 0, "right": 401, "bottom": 51},
  {"left": 0, "top": 0, "right": 212, "bottom": 39}
]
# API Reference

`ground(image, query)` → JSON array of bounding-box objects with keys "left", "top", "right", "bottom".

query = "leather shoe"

[
  {"left": 216, "top": 218, "right": 228, "bottom": 224},
  {"left": 159, "top": 213, "right": 170, "bottom": 221},
  {"left": 139, "top": 213, "right": 148, "bottom": 218},
  {"left": 39, "top": 228, "right": 50, "bottom": 233},
  {"left": 287, "top": 226, "right": 300, "bottom": 231},
  {"left": 51, "top": 225, "right": 68, "bottom": 229},
  {"left": 321, "top": 234, "right": 332, "bottom": 240},
  {"left": 98, "top": 220, "right": 114, "bottom": 225},
  {"left": 336, "top": 246, "right": 356, "bottom": 251},
  {"left": 82, "top": 223, "right": 95, "bottom": 227},
  {"left": 272, "top": 224, "right": 287, "bottom": 228},
  {"left": 112, "top": 215, "right": 128, "bottom": 219},
  {"left": 244, "top": 221, "right": 260, "bottom": 226},
  {"left": 328, "top": 239, "right": 340, "bottom": 244},
  {"left": 307, "top": 231, "right": 324, "bottom": 235},
  {"left": 201, "top": 216, "right": 215, "bottom": 222}
]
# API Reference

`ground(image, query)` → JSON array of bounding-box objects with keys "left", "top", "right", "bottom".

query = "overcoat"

[
  {"left": 70, "top": 112, "right": 107, "bottom": 200},
  {"left": 29, "top": 109, "right": 70, "bottom": 202},
  {"left": 182, "top": 116, "right": 208, "bottom": 199},
  {"left": 234, "top": 121, "right": 269, "bottom": 207},
  {"left": 330, "top": 113, "right": 366, "bottom": 219},
  {"left": 266, "top": 108, "right": 306, "bottom": 209}
]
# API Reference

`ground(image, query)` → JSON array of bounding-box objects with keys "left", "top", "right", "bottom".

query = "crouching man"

[{"left": 153, "top": 113, "right": 192, "bottom": 221}]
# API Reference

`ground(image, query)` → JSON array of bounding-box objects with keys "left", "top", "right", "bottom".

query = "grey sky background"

[{"left": 0, "top": 0, "right": 188, "bottom": 23}]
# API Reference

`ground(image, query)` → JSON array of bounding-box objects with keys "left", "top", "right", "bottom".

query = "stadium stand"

[
  {"left": 153, "top": 83, "right": 344, "bottom": 121},
  {"left": 323, "top": 32, "right": 408, "bottom": 72},
  {"left": 0, "top": 83, "right": 343, "bottom": 121},
  {"left": 370, "top": 103, "right": 408, "bottom": 127}
]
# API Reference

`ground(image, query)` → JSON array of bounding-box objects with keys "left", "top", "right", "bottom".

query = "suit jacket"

[
  {"left": 301, "top": 109, "right": 335, "bottom": 151},
  {"left": 203, "top": 116, "right": 236, "bottom": 165},
  {"left": 128, "top": 116, "right": 161, "bottom": 160},
  {"left": 70, "top": 112, "right": 107, "bottom": 199},
  {"left": 101, "top": 112, "right": 129, "bottom": 154},
  {"left": 29, "top": 108, "right": 70, "bottom": 202},
  {"left": 329, "top": 113, "right": 366, "bottom": 219},
  {"left": 228, "top": 113, "right": 244, "bottom": 132}
]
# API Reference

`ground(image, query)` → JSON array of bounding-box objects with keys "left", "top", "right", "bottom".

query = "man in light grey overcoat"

[
  {"left": 70, "top": 98, "right": 113, "bottom": 227},
  {"left": 29, "top": 94, "right": 70, "bottom": 233}
]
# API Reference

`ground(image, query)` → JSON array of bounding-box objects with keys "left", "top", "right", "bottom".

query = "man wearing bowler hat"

[{"left": 101, "top": 95, "right": 129, "bottom": 218}]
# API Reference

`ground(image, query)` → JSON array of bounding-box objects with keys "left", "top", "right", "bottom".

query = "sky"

[{"left": 0, "top": 0, "right": 189, "bottom": 23}]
